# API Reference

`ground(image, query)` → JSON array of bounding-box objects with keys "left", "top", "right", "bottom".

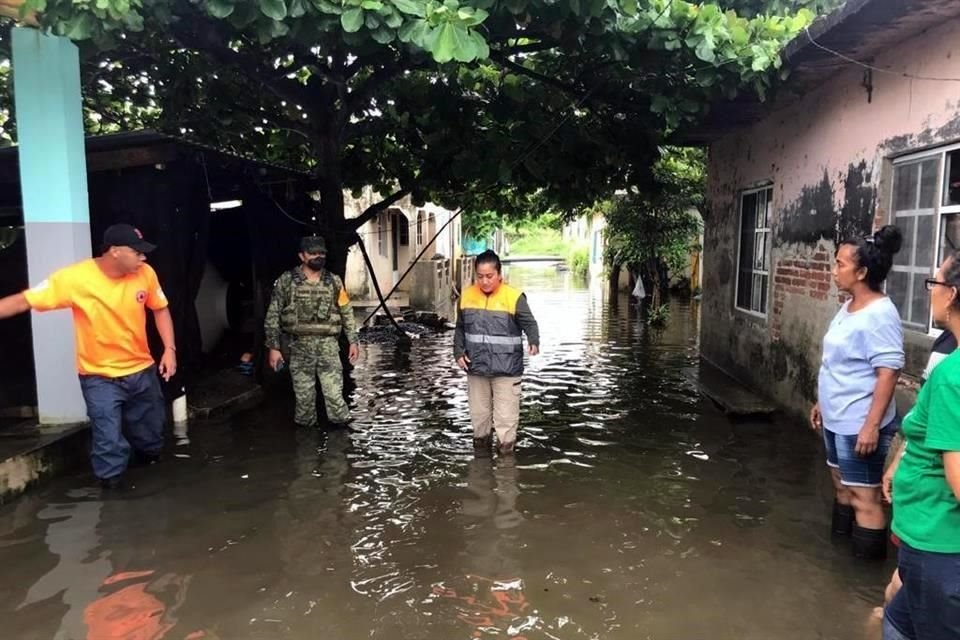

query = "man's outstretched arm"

[{"left": 0, "top": 293, "right": 30, "bottom": 320}]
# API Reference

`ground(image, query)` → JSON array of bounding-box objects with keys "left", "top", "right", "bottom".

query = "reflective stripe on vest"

[{"left": 464, "top": 333, "right": 523, "bottom": 345}]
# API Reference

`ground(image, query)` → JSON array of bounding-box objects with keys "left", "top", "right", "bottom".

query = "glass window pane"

[
  {"left": 893, "top": 216, "right": 916, "bottom": 267},
  {"left": 915, "top": 213, "right": 935, "bottom": 269},
  {"left": 887, "top": 270, "right": 909, "bottom": 321},
  {"left": 909, "top": 274, "right": 930, "bottom": 328},
  {"left": 737, "top": 270, "right": 750, "bottom": 309},
  {"left": 763, "top": 189, "right": 772, "bottom": 227},
  {"left": 945, "top": 151, "right": 960, "bottom": 207},
  {"left": 760, "top": 275, "right": 768, "bottom": 314},
  {"left": 895, "top": 163, "right": 920, "bottom": 211},
  {"left": 919, "top": 159, "right": 940, "bottom": 209},
  {"left": 752, "top": 274, "right": 763, "bottom": 312},
  {"left": 754, "top": 231, "right": 766, "bottom": 270},
  {"left": 740, "top": 199, "right": 756, "bottom": 272},
  {"left": 941, "top": 214, "right": 960, "bottom": 262},
  {"left": 742, "top": 192, "right": 757, "bottom": 230}
]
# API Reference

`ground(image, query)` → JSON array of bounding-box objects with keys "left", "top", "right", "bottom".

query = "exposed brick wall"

[{"left": 771, "top": 247, "right": 832, "bottom": 341}]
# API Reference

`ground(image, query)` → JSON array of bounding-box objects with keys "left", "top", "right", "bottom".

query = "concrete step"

[
  {"left": 698, "top": 360, "right": 778, "bottom": 416},
  {"left": 0, "top": 422, "right": 89, "bottom": 504}
]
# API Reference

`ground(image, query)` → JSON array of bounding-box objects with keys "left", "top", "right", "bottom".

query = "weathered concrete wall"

[{"left": 703, "top": 17, "right": 960, "bottom": 415}]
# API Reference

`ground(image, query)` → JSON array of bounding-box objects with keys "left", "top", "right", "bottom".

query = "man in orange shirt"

[{"left": 0, "top": 224, "right": 177, "bottom": 488}]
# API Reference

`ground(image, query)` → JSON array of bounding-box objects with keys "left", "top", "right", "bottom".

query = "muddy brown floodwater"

[{"left": 0, "top": 266, "right": 894, "bottom": 640}]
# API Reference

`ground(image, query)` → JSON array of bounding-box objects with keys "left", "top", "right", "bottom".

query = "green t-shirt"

[{"left": 892, "top": 350, "right": 960, "bottom": 553}]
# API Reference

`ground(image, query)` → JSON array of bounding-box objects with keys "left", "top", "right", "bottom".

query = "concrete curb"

[{"left": 0, "top": 423, "right": 90, "bottom": 505}]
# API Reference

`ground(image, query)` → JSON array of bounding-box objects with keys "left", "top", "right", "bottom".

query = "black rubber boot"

[
  {"left": 473, "top": 436, "right": 493, "bottom": 458},
  {"left": 852, "top": 524, "right": 888, "bottom": 560},
  {"left": 831, "top": 501, "right": 854, "bottom": 536},
  {"left": 497, "top": 440, "right": 516, "bottom": 456}
]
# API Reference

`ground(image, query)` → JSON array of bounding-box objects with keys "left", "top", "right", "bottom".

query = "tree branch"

[
  {"left": 496, "top": 41, "right": 560, "bottom": 55},
  {"left": 489, "top": 52, "right": 587, "bottom": 97},
  {"left": 347, "top": 187, "right": 414, "bottom": 230}
]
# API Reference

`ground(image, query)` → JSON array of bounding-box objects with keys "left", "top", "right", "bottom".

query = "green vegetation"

[
  {"left": 505, "top": 217, "right": 566, "bottom": 256},
  {"left": 566, "top": 246, "right": 590, "bottom": 278},
  {"left": 645, "top": 303, "right": 671, "bottom": 328},
  {"left": 596, "top": 147, "right": 705, "bottom": 304}
]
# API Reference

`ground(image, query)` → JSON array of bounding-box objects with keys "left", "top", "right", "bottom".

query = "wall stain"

[
  {"left": 838, "top": 161, "right": 876, "bottom": 241},
  {"left": 770, "top": 323, "right": 818, "bottom": 403},
  {"left": 775, "top": 162, "right": 875, "bottom": 248},
  {"left": 882, "top": 111, "right": 960, "bottom": 155},
  {"left": 776, "top": 171, "right": 835, "bottom": 246}
]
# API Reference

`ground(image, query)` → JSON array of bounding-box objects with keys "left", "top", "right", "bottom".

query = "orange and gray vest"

[
  {"left": 280, "top": 269, "right": 343, "bottom": 337},
  {"left": 459, "top": 283, "right": 524, "bottom": 377}
]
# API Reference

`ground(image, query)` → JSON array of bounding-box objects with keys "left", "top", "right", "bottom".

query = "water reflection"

[{"left": 0, "top": 267, "right": 889, "bottom": 639}]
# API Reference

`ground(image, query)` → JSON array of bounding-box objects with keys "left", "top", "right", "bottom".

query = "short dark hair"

[
  {"left": 475, "top": 250, "right": 501, "bottom": 273},
  {"left": 838, "top": 225, "right": 903, "bottom": 292},
  {"left": 942, "top": 251, "right": 960, "bottom": 310}
]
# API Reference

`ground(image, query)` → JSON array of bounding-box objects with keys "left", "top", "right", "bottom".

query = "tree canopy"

[{"left": 0, "top": 0, "right": 835, "bottom": 256}]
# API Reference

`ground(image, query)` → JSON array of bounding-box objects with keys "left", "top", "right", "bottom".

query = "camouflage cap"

[{"left": 300, "top": 235, "right": 327, "bottom": 253}]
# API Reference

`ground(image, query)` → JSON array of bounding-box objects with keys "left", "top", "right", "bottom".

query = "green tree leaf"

[
  {"left": 341, "top": 7, "right": 364, "bottom": 31},
  {"left": 60, "top": 13, "right": 97, "bottom": 40},
  {"left": 372, "top": 26, "right": 395, "bottom": 42},
  {"left": 694, "top": 37, "right": 715, "bottom": 63},
  {"left": 392, "top": 0, "right": 425, "bottom": 16},
  {"left": 207, "top": 0, "right": 236, "bottom": 18},
  {"left": 289, "top": 0, "right": 308, "bottom": 17},
  {"left": 259, "top": 0, "right": 288, "bottom": 20},
  {"left": 430, "top": 22, "right": 458, "bottom": 62}
]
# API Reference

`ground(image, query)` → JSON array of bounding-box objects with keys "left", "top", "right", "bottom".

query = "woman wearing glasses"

[
  {"left": 882, "top": 259, "right": 960, "bottom": 640},
  {"left": 810, "top": 226, "right": 905, "bottom": 559}
]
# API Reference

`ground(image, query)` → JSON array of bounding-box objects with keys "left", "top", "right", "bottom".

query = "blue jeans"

[
  {"left": 884, "top": 542, "right": 960, "bottom": 640},
  {"left": 823, "top": 423, "right": 896, "bottom": 487},
  {"left": 79, "top": 368, "right": 166, "bottom": 480}
]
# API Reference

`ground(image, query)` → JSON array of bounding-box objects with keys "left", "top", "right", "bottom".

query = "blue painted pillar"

[{"left": 12, "top": 27, "right": 91, "bottom": 425}]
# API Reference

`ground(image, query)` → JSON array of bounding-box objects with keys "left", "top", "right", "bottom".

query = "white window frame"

[
  {"left": 734, "top": 184, "right": 773, "bottom": 319},
  {"left": 416, "top": 211, "right": 424, "bottom": 246},
  {"left": 890, "top": 141, "right": 960, "bottom": 335}
]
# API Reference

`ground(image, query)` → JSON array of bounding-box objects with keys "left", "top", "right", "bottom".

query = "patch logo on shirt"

[{"left": 136, "top": 290, "right": 147, "bottom": 303}]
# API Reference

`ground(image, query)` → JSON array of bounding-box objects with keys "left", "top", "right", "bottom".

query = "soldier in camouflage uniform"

[{"left": 264, "top": 236, "right": 360, "bottom": 428}]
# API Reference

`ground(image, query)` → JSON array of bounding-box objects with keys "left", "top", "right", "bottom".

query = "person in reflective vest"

[{"left": 454, "top": 250, "right": 540, "bottom": 456}]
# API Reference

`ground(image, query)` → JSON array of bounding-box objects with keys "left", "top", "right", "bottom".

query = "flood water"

[{"left": 0, "top": 267, "right": 893, "bottom": 640}]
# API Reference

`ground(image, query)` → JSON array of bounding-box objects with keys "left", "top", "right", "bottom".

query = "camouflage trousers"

[{"left": 287, "top": 335, "right": 350, "bottom": 426}]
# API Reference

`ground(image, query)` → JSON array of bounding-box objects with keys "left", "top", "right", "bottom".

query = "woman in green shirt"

[{"left": 883, "top": 253, "right": 960, "bottom": 640}]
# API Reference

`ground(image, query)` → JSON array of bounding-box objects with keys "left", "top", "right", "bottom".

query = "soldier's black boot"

[
  {"left": 852, "top": 525, "right": 888, "bottom": 560},
  {"left": 831, "top": 500, "right": 854, "bottom": 536}
]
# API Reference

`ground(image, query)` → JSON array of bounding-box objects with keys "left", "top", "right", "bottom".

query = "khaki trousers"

[{"left": 467, "top": 375, "right": 522, "bottom": 444}]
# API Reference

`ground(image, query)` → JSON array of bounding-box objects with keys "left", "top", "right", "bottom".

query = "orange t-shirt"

[{"left": 23, "top": 259, "right": 169, "bottom": 378}]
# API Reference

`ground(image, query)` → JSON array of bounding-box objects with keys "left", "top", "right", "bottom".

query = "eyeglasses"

[{"left": 924, "top": 278, "right": 953, "bottom": 291}]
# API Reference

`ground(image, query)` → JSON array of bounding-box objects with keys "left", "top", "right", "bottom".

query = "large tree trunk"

[
  {"left": 314, "top": 120, "right": 351, "bottom": 279},
  {"left": 608, "top": 262, "right": 621, "bottom": 298}
]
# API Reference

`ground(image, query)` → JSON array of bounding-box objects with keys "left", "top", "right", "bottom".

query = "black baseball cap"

[{"left": 103, "top": 224, "right": 156, "bottom": 253}]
